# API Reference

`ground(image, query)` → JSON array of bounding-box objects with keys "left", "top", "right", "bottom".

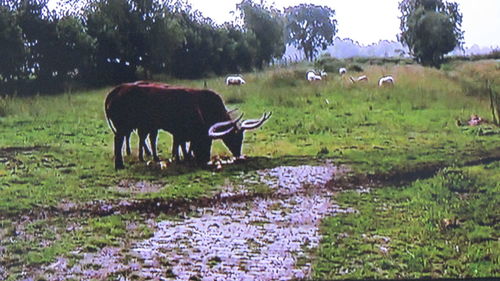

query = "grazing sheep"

[
  {"left": 357, "top": 75, "right": 368, "bottom": 81},
  {"left": 226, "top": 76, "right": 246, "bottom": 86},
  {"left": 339, "top": 67, "right": 347, "bottom": 75},
  {"left": 306, "top": 70, "right": 322, "bottom": 81},
  {"left": 349, "top": 75, "right": 368, "bottom": 83},
  {"left": 378, "top": 76, "right": 395, "bottom": 87}
]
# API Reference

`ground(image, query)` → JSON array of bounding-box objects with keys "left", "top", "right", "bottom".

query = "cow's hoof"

[
  {"left": 234, "top": 156, "right": 247, "bottom": 164},
  {"left": 159, "top": 161, "right": 170, "bottom": 170}
]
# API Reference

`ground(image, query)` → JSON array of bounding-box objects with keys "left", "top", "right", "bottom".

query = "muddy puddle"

[
  {"left": 43, "top": 164, "right": 355, "bottom": 280},
  {"left": 131, "top": 164, "right": 354, "bottom": 280}
]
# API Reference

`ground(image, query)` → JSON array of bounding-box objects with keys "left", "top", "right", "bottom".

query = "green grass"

[
  {"left": 314, "top": 161, "right": 500, "bottom": 278},
  {"left": 0, "top": 59, "right": 499, "bottom": 277}
]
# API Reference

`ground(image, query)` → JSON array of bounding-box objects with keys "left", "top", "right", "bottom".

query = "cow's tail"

[{"left": 104, "top": 86, "right": 120, "bottom": 135}]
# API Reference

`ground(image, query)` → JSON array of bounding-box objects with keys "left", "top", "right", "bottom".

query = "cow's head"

[{"left": 208, "top": 112, "right": 272, "bottom": 158}]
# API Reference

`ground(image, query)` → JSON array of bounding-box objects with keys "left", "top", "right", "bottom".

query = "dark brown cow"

[
  {"left": 119, "top": 81, "right": 190, "bottom": 162},
  {"left": 104, "top": 82, "right": 271, "bottom": 169}
]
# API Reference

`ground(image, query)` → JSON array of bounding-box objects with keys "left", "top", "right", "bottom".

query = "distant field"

[{"left": 0, "top": 59, "right": 499, "bottom": 279}]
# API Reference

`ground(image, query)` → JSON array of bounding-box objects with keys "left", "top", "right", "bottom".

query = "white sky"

[
  {"left": 47, "top": 0, "right": 500, "bottom": 48},
  {"left": 188, "top": 0, "right": 500, "bottom": 48}
]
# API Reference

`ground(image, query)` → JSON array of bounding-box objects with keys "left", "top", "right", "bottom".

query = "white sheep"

[
  {"left": 306, "top": 70, "right": 322, "bottom": 81},
  {"left": 349, "top": 75, "right": 368, "bottom": 83},
  {"left": 357, "top": 75, "right": 368, "bottom": 82},
  {"left": 378, "top": 76, "right": 394, "bottom": 87},
  {"left": 339, "top": 67, "right": 347, "bottom": 75},
  {"left": 226, "top": 75, "right": 246, "bottom": 86}
]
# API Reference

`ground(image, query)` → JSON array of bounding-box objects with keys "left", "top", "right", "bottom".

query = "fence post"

[{"left": 487, "top": 79, "right": 499, "bottom": 125}]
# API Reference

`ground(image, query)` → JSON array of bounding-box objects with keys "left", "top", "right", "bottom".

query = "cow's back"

[
  {"left": 105, "top": 82, "right": 230, "bottom": 138},
  {"left": 105, "top": 83, "right": 146, "bottom": 134},
  {"left": 140, "top": 87, "right": 200, "bottom": 135}
]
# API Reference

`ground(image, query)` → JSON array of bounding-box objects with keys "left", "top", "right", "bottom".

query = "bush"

[
  {"left": 348, "top": 64, "right": 364, "bottom": 72},
  {"left": 314, "top": 57, "right": 345, "bottom": 73}
]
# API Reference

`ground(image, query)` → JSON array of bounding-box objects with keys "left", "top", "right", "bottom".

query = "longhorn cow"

[
  {"left": 104, "top": 82, "right": 271, "bottom": 169},
  {"left": 121, "top": 82, "right": 191, "bottom": 162}
]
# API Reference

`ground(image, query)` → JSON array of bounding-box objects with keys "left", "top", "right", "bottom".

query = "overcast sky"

[
  {"left": 48, "top": 0, "right": 500, "bottom": 48},
  {"left": 186, "top": 0, "right": 500, "bottom": 48}
]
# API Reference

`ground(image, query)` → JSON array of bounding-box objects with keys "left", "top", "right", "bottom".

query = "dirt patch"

[
  {"left": 346, "top": 153, "right": 500, "bottom": 187},
  {"left": 0, "top": 145, "right": 50, "bottom": 158},
  {"left": 33, "top": 164, "right": 354, "bottom": 280},
  {"left": 133, "top": 191, "right": 354, "bottom": 280},
  {"left": 52, "top": 165, "right": 346, "bottom": 218}
]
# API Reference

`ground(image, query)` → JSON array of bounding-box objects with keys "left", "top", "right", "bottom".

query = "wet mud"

[{"left": 42, "top": 164, "right": 355, "bottom": 280}]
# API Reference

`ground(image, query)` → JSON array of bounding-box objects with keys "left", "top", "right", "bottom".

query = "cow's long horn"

[
  {"left": 241, "top": 112, "right": 272, "bottom": 130},
  {"left": 208, "top": 124, "right": 235, "bottom": 138},
  {"left": 227, "top": 108, "right": 239, "bottom": 115},
  {"left": 208, "top": 114, "right": 244, "bottom": 138}
]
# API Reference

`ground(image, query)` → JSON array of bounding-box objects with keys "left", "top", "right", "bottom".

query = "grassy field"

[
  {"left": 314, "top": 162, "right": 500, "bottom": 278},
  {"left": 0, "top": 59, "right": 499, "bottom": 278}
]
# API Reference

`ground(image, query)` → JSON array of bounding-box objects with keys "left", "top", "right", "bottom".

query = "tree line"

[{"left": 0, "top": 0, "right": 463, "bottom": 95}]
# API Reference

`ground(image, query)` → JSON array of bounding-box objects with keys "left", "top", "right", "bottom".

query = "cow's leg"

[
  {"left": 143, "top": 133, "right": 152, "bottom": 156},
  {"left": 191, "top": 138, "right": 212, "bottom": 166},
  {"left": 149, "top": 130, "right": 160, "bottom": 162},
  {"left": 125, "top": 131, "right": 132, "bottom": 156},
  {"left": 172, "top": 137, "right": 181, "bottom": 162},
  {"left": 181, "top": 141, "right": 192, "bottom": 161},
  {"left": 114, "top": 134, "right": 125, "bottom": 170},
  {"left": 188, "top": 142, "right": 194, "bottom": 159},
  {"left": 138, "top": 129, "right": 148, "bottom": 162}
]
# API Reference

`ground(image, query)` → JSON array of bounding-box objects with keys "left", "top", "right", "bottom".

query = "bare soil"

[{"left": 38, "top": 163, "right": 356, "bottom": 280}]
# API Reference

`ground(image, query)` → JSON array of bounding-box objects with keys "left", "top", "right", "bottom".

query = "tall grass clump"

[
  {"left": 0, "top": 95, "right": 13, "bottom": 117},
  {"left": 0, "top": 94, "right": 47, "bottom": 118},
  {"left": 252, "top": 68, "right": 326, "bottom": 108},
  {"left": 263, "top": 68, "right": 305, "bottom": 87},
  {"left": 449, "top": 61, "right": 499, "bottom": 96},
  {"left": 0, "top": 91, "right": 106, "bottom": 119}
]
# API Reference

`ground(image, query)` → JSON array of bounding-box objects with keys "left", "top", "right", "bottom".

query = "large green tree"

[
  {"left": 0, "top": 0, "right": 96, "bottom": 93},
  {"left": 84, "top": 0, "right": 185, "bottom": 84},
  {"left": 0, "top": 5, "right": 27, "bottom": 82},
  {"left": 398, "top": 0, "right": 463, "bottom": 67},
  {"left": 144, "top": 4, "right": 183, "bottom": 77},
  {"left": 54, "top": 15, "right": 95, "bottom": 82},
  {"left": 284, "top": 4, "right": 337, "bottom": 61},
  {"left": 0, "top": 0, "right": 292, "bottom": 93},
  {"left": 85, "top": 0, "right": 143, "bottom": 83},
  {"left": 13, "top": 0, "right": 54, "bottom": 80},
  {"left": 237, "top": 0, "right": 285, "bottom": 68}
]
